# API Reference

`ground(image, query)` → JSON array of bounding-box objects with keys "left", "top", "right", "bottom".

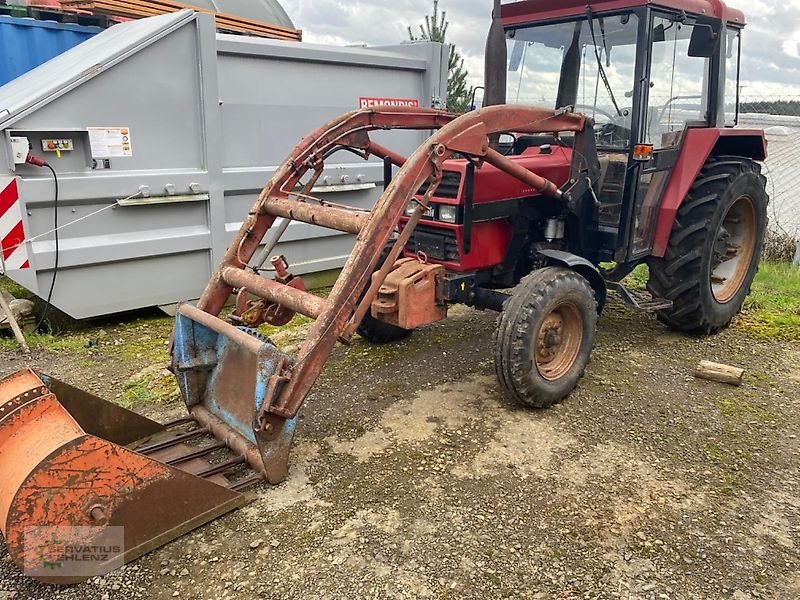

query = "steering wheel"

[
  {"left": 573, "top": 104, "right": 631, "bottom": 146},
  {"left": 572, "top": 104, "right": 619, "bottom": 121},
  {"left": 655, "top": 95, "right": 703, "bottom": 124}
]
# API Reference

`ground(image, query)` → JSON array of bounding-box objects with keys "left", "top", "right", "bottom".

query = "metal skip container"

[{"left": 0, "top": 10, "right": 448, "bottom": 319}]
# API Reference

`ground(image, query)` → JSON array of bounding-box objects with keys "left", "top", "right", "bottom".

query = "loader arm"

[
  {"left": 183, "top": 105, "right": 588, "bottom": 477},
  {"left": 196, "top": 106, "right": 588, "bottom": 409}
]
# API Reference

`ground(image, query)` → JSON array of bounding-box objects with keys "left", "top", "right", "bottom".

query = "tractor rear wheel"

[
  {"left": 648, "top": 156, "right": 768, "bottom": 334},
  {"left": 494, "top": 267, "right": 598, "bottom": 408}
]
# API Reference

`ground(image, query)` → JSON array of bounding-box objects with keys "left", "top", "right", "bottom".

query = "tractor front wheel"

[
  {"left": 648, "top": 156, "right": 768, "bottom": 334},
  {"left": 357, "top": 312, "right": 412, "bottom": 344},
  {"left": 494, "top": 267, "right": 598, "bottom": 409}
]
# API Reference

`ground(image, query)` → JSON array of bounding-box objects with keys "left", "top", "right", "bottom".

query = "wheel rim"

[
  {"left": 534, "top": 302, "right": 584, "bottom": 381},
  {"left": 711, "top": 195, "right": 757, "bottom": 304}
]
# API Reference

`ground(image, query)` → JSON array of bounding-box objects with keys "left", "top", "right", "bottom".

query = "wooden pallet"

[
  {"left": 0, "top": 4, "right": 111, "bottom": 26},
  {"left": 62, "top": 0, "right": 302, "bottom": 40}
]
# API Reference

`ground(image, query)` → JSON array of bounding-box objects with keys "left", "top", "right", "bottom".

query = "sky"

[{"left": 284, "top": 0, "right": 800, "bottom": 100}]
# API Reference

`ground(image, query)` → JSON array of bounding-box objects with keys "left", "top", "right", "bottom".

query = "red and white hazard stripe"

[{"left": 0, "top": 177, "right": 30, "bottom": 271}]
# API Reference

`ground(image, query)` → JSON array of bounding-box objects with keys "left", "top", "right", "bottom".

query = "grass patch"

[
  {"left": 120, "top": 377, "right": 155, "bottom": 408},
  {"left": 739, "top": 262, "right": 800, "bottom": 342},
  {"left": 599, "top": 262, "right": 800, "bottom": 344},
  {"left": 623, "top": 264, "right": 650, "bottom": 291},
  {"left": 0, "top": 331, "right": 90, "bottom": 353},
  {"left": 115, "top": 334, "right": 170, "bottom": 362},
  {"left": 599, "top": 262, "right": 650, "bottom": 291},
  {"left": 120, "top": 370, "right": 179, "bottom": 409},
  {"left": 0, "top": 275, "right": 34, "bottom": 300}
]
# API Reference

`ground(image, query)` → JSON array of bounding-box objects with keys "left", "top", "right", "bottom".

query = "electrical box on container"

[{"left": 10, "top": 136, "right": 29, "bottom": 164}]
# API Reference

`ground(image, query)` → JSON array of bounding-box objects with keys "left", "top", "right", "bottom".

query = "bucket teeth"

[{"left": 0, "top": 370, "right": 255, "bottom": 584}]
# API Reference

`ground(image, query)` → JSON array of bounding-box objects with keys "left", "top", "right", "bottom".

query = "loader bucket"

[
  {"left": 0, "top": 369, "right": 253, "bottom": 584},
  {"left": 170, "top": 303, "right": 299, "bottom": 485}
]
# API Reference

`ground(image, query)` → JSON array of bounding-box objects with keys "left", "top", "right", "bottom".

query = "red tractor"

[
  {"left": 176, "top": 0, "right": 769, "bottom": 472},
  {"left": 0, "top": 0, "right": 770, "bottom": 582},
  {"left": 358, "top": 0, "right": 768, "bottom": 406}
]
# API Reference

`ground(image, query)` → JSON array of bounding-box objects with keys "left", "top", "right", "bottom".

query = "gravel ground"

[{"left": 0, "top": 302, "right": 798, "bottom": 599}]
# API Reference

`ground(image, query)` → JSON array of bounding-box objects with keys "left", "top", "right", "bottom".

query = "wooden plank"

[
  {"left": 0, "top": 292, "right": 30, "bottom": 355},
  {"left": 694, "top": 361, "right": 745, "bottom": 386},
  {"left": 62, "top": 0, "right": 301, "bottom": 40},
  {"left": 106, "top": 0, "right": 302, "bottom": 40},
  {"left": 141, "top": 0, "right": 299, "bottom": 36}
]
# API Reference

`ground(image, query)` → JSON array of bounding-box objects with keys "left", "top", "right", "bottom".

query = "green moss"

[
  {"left": 257, "top": 314, "right": 314, "bottom": 338},
  {"left": 704, "top": 442, "right": 726, "bottom": 462},
  {"left": 719, "top": 470, "right": 751, "bottom": 495},
  {"left": 298, "top": 532, "right": 317, "bottom": 545},
  {"left": 744, "top": 370, "right": 771, "bottom": 384},
  {"left": 117, "top": 338, "right": 169, "bottom": 363},
  {"left": 703, "top": 441, "right": 751, "bottom": 494},
  {"left": 712, "top": 397, "right": 776, "bottom": 424},
  {"left": 335, "top": 417, "right": 367, "bottom": 438},
  {"left": 736, "top": 312, "right": 800, "bottom": 342}
]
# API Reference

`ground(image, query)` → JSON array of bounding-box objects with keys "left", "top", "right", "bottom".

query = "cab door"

[{"left": 624, "top": 11, "right": 716, "bottom": 260}]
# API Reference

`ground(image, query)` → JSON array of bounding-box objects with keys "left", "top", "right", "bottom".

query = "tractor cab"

[{"left": 497, "top": 0, "right": 746, "bottom": 262}]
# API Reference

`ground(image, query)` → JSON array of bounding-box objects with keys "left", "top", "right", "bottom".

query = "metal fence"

[{"left": 738, "top": 95, "right": 800, "bottom": 237}]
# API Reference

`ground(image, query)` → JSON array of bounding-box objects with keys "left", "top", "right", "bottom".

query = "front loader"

[{"left": 0, "top": 0, "right": 768, "bottom": 583}]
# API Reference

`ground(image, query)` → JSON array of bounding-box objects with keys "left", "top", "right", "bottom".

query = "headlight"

[
  {"left": 407, "top": 201, "right": 436, "bottom": 220},
  {"left": 438, "top": 204, "right": 458, "bottom": 224}
]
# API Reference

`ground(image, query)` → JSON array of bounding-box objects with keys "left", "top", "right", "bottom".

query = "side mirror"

[
  {"left": 654, "top": 23, "right": 666, "bottom": 43},
  {"left": 688, "top": 20, "right": 721, "bottom": 57}
]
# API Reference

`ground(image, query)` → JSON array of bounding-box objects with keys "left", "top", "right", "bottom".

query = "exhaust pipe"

[{"left": 483, "top": 0, "right": 507, "bottom": 109}]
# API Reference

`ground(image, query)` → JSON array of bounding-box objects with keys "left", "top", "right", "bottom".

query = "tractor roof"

[{"left": 502, "top": 0, "right": 745, "bottom": 27}]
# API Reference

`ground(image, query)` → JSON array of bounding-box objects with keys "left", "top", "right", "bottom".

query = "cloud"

[{"left": 287, "top": 0, "right": 800, "bottom": 99}]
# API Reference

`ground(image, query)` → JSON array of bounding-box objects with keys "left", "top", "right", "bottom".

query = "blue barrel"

[{"left": 0, "top": 16, "right": 101, "bottom": 86}]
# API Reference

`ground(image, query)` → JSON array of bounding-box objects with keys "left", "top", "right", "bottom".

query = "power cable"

[{"left": 34, "top": 163, "right": 59, "bottom": 332}]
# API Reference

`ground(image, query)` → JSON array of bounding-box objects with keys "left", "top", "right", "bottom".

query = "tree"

[{"left": 408, "top": 0, "right": 471, "bottom": 113}]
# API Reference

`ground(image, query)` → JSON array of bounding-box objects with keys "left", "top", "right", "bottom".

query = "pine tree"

[{"left": 408, "top": 1, "right": 471, "bottom": 113}]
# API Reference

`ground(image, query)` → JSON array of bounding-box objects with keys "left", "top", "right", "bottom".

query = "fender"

[
  {"left": 651, "top": 128, "right": 767, "bottom": 257},
  {"left": 538, "top": 249, "right": 606, "bottom": 311}
]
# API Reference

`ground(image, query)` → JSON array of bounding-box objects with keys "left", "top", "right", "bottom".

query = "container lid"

[{"left": 0, "top": 11, "right": 197, "bottom": 128}]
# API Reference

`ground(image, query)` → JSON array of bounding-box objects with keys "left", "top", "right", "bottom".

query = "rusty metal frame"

[{"left": 193, "top": 105, "right": 588, "bottom": 446}]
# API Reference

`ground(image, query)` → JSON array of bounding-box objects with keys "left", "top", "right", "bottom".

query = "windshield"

[{"left": 506, "top": 13, "right": 639, "bottom": 148}]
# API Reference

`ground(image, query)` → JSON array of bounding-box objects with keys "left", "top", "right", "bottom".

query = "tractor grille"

[
  {"left": 417, "top": 171, "right": 462, "bottom": 199},
  {"left": 407, "top": 225, "right": 460, "bottom": 262}
]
